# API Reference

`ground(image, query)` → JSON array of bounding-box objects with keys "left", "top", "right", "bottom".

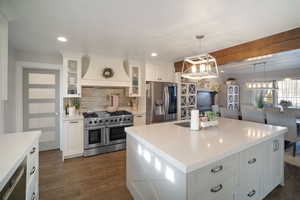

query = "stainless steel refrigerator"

[{"left": 146, "top": 81, "right": 177, "bottom": 124}]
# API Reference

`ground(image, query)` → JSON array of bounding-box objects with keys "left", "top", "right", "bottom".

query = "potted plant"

[
  {"left": 279, "top": 100, "right": 292, "bottom": 108},
  {"left": 72, "top": 98, "right": 81, "bottom": 113},
  {"left": 255, "top": 92, "right": 264, "bottom": 109}
]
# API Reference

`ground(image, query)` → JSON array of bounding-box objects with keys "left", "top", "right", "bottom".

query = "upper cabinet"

[
  {"left": 145, "top": 63, "right": 174, "bottom": 82},
  {"left": 62, "top": 54, "right": 82, "bottom": 97},
  {"left": 128, "top": 65, "right": 141, "bottom": 97},
  {"left": 0, "top": 14, "right": 8, "bottom": 100}
]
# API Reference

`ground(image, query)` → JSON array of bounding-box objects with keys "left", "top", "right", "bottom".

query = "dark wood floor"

[{"left": 39, "top": 150, "right": 300, "bottom": 200}]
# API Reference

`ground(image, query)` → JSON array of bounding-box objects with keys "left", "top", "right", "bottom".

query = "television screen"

[{"left": 197, "top": 91, "right": 215, "bottom": 113}]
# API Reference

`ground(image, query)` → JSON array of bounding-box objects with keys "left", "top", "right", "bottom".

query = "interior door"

[{"left": 23, "top": 68, "right": 60, "bottom": 151}]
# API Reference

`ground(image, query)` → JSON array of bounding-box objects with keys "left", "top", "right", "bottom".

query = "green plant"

[
  {"left": 256, "top": 92, "right": 264, "bottom": 109},
  {"left": 206, "top": 111, "right": 218, "bottom": 121},
  {"left": 72, "top": 98, "right": 81, "bottom": 110}
]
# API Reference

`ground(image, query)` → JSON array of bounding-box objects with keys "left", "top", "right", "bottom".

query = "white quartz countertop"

[
  {"left": 125, "top": 118, "right": 287, "bottom": 173},
  {"left": 0, "top": 131, "right": 41, "bottom": 191}
]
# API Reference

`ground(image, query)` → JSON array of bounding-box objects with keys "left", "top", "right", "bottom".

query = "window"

[{"left": 277, "top": 79, "right": 300, "bottom": 108}]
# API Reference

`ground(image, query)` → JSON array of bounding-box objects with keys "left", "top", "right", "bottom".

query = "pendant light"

[
  {"left": 246, "top": 62, "right": 278, "bottom": 90},
  {"left": 181, "top": 35, "right": 219, "bottom": 80}
]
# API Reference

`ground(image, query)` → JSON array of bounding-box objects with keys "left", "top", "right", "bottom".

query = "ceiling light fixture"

[
  {"left": 57, "top": 36, "right": 67, "bottom": 42},
  {"left": 151, "top": 53, "right": 158, "bottom": 57},
  {"left": 181, "top": 35, "right": 219, "bottom": 80},
  {"left": 245, "top": 62, "right": 278, "bottom": 90}
]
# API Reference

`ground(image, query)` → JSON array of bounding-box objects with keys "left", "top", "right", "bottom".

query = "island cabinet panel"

[{"left": 127, "top": 134, "right": 187, "bottom": 200}]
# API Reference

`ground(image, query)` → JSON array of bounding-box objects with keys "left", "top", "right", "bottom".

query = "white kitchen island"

[{"left": 125, "top": 118, "right": 287, "bottom": 200}]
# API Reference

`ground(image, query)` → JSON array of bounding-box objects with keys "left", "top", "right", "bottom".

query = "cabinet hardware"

[
  {"left": 273, "top": 140, "right": 279, "bottom": 152},
  {"left": 211, "top": 165, "right": 223, "bottom": 173},
  {"left": 30, "top": 166, "right": 36, "bottom": 176},
  {"left": 210, "top": 184, "right": 223, "bottom": 193},
  {"left": 70, "top": 121, "right": 79, "bottom": 124},
  {"left": 248, "top": 158, "right": 257, "bottom": 165},
  {"left": 31, "top": 192, "right": 36, "bottom": 200},
  {"left": 30, "top": 147, "right": 36, "bottom": 154},
  {"left": 247, "top": 190, "right": 256, "bottom": 197}
]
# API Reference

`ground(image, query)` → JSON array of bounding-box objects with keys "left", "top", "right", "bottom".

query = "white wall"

[
  {"left": 4, "top": 46, "right": 16, "bottom": 133},
  {"left": 222, "top": 67, "right": 300, "bottom": 106}
]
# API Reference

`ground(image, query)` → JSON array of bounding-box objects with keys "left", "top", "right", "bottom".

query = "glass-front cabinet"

[
  {"left": 129, "top": 65, "right": 141, "bottom": 97},
  {"left": 63, "top": 55, "right": 82, "bottom": 97}
]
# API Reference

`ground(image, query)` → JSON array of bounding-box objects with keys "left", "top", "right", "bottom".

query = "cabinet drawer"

[
  {"left": 27, "top": 141, "right": 39, "bottom": 185},
  {"left": 189, "top": 154, "right": 238, "bottom": 189},
  {"left": 189, "top": 176, "right": 235, "bottom": 200},
  {"left": 27, "top": 174, "right": 38, "bottom": 200}
]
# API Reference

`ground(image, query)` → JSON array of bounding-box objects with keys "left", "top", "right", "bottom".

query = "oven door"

[
  {"left": 84, "top": 127, "right": 106, "bottom": 149},
  {"left": 106, "top": 125, "right": 132, "bottom": 145}
]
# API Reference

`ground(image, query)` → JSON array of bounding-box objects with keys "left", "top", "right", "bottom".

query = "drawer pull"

[
  {"left": 210, "top": 184, "right": 223, "bottom": 193},
  {"left": 30, "top": 166, "right": 36, "bottom": 176},
  {"left": 70, "top": 121, "right": 79, "bottom": 124},
  {"left": 273, "top": 140, "right": 279, "bottom": 152},
  {"left": 30, "top": 147, "right": 36, "bottom": 154},
  {"left": 248, "top": 158, "right": 257, "bottom": 165},
  {"left": 247, "top": 190, "right": 256, "bottom": 197},
  {"left": 31, "top": 192, "right": 36, "bottom": 200},
  {"left": 211, "top": 165, "right": 223, "bottom": 173}
]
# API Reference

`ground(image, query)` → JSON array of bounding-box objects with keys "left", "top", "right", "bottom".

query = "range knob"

[
  {"left": 89, "top": 121, "right": 92, "bottom": 124},
  {"left": 115, "top": 119, "right": 118, "bottom": 122},
  {"left": 94, "top": 121, "right": 97, "bottom": 123},
  {"left": 99, "top": 120, "right": 102, "bottom": 123}
]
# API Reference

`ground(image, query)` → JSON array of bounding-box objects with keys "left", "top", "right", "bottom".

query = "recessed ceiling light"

[
  {"left": 57, "top": 36, "right": 67, "bottom": 42},
  {"left": 151, "top": 53, "right": 158, "bottom": 57}
]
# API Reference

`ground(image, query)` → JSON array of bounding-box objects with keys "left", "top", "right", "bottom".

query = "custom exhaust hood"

[{"left": 81, "top": 55, "right": 130, "bottom": 87}]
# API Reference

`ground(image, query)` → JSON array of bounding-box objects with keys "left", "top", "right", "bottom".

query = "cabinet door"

[
  {"left": 238, "top": 144, "right": 263, "bottom": 200},
  {"left": 145, "top": 63, "right": 157, "bottom": 82},
  {"left": 262, "top": 135, "right": 284, "bottom": 197},
  {"left": 64, "top": 120, "right": 83, "bottom": 156},
  {"left": 159, "top": 64, "right": 174, "bottom": 82},
  {"left": 129, "top": 65, "right": 141, "bottom": 97},
  {"left": 134, "top": 114, "right": 145, "bottom": 126},
  {"left": 63, "top": 57, "right": 81, "bottom": 97}
]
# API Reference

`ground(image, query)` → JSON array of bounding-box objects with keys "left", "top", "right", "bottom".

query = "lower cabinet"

[
  {"left": 133, "top": 114, "right": 145, "bottom": 126},
  {"left": 26, "top": 140, "right": 39, "bottom": 200},
  {"left": 63, "top": 119, "right": 84, "bottom": 159}
]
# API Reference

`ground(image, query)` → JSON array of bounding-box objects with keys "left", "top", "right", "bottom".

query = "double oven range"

[{"left": 83, "top": 110, "right": 133, "bottom": 157}]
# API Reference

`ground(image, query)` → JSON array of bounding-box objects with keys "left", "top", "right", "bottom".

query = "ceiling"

[{"left": 1, "top": 0, "right": 300, "bottom": 62}]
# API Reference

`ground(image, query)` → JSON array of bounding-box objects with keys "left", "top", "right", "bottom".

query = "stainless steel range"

[{"left": 83, "top": 110, "right": 133, "bottom": 157}]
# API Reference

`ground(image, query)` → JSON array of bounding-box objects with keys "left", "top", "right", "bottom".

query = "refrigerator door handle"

[{"left": 164, "top": 86, "right": 170, "bottom": 120}]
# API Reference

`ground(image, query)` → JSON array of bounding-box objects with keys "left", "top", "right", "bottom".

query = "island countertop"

[
  {"left": 125, "top": 118, "right": 287, "bottom": 173},
  {"left": 0, "top": 131, "right": 41, "bottom": 191}
]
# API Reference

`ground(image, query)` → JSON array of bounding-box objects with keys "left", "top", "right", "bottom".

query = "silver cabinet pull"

[
  {"left": 31, "top": 192, "right": 36, "bottom": 200},
  {"left": 247, "top": 190, "right": 256, "bottom": 197},
  {"left": 273, "top": 140, "right": 279, "bottom": 152},
  {"left": 211, "top": 165, "right": 223, "bottom": 173},
  {"left": 70, "top": 121, "right": 79, "bottom": 124},
  {"left": 30, "top": 147, "right": 36, "bottom": 154},
  {"left": 248, "top": 158, "right": 257, "bottom": 165},
  {"left": 30, "top": 166, "right": 36, "bottom": 176},
  {"left": 210, "top": 184, "right": 223, "bottom": 193}
]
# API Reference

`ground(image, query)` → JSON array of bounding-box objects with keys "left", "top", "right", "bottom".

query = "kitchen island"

[{"left": 125, "top": 118, "right": 287, "bottom": 200}]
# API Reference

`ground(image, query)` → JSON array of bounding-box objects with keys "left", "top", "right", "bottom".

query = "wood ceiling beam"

[{"left": 174, "top": 27, "right": 300, "bottom": 72}]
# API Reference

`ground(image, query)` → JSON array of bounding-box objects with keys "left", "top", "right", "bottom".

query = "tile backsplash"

[{"left": 80, "top": 87, "right": 130, "bottom": 112}]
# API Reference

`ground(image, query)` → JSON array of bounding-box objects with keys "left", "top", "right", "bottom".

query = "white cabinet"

[
  {"left": 63, "top": 119, "right": 84, "bottom": 159},
  {"left": 0, "top": 14, "right": 8, "bottom": 100},
  {"left": 134, "top": 114, "right": 145, "bottom": 126},
  {"left": 63, "top": 55, "right": 82, "bottom": 97},
  {"left": 261, "top": 135, "right": 284, "bottom": 198},
  {"left": 227, "top": 85, "right": 239, "bottom": 111},
  {"left": 128, "top": 65, "right": 141, "bottom": 97},
  {"left": 26, "top": 140, "right": 39, "bottom": 200},
  {"left": 145, "top": 63, "right": 174, "bottom": 82}
]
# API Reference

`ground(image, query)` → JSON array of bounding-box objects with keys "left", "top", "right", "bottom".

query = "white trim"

[{"left": 16, "top": 61, "right": 63, "bottom": 150}]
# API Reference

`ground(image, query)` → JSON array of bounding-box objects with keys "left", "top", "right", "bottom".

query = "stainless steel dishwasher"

[{"left": 0, "top": 157, "right": 27, "bottom": 200}]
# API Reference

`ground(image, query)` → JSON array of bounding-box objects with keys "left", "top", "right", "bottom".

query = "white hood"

[{"left": 81, "top": 55, "right": 130, "bottom": 87}]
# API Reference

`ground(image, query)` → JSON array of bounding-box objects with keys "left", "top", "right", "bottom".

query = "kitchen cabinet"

[
  {"left": 0, "top": 14, "right": 8, "bottom": 100},
  {"left": 26, "top": 140, "right": 39, "bottom": 200},
  {"left": 128, "top": 65, "right": 141, "bottom": 97},
  {"left": 145, "top": 63, "right": 174, "bottom": 82},
  {"left": 227, "top": 85, "right": 239, "bottom": 111},
  {"left": 62, "top": 54, "right": 82, "bottom": 97},
  {"left": 133, "top": 113, "right": 145, "bottom": 126},
  {"left": 63, "top": 118, "right": 84, "bottom": 159}
]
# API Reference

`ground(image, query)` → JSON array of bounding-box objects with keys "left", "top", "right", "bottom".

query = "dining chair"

[
  {"left": 266, "top": 111, "right": 300, "bottom": 156},
  {"left": 220, "top": 107, "right": 239, "bottom": 120},
  {"left": 241, "top": 109, "right": 265, "bottom": 123}
]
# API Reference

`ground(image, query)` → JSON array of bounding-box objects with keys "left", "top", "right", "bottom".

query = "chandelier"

[
  {"left": 181, "top": 35, "right": 219, "bottom": 80},
  {"left": 245, "top": 62, "right": 278, "bottom": 90}
]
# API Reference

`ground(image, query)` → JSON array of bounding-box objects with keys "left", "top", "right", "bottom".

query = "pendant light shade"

[
  {"left": 181, "top": 35, "right": 219, "bottom": 80},
  {"left": 181, "top": 54, "right": 219, "bottom": 80}
]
